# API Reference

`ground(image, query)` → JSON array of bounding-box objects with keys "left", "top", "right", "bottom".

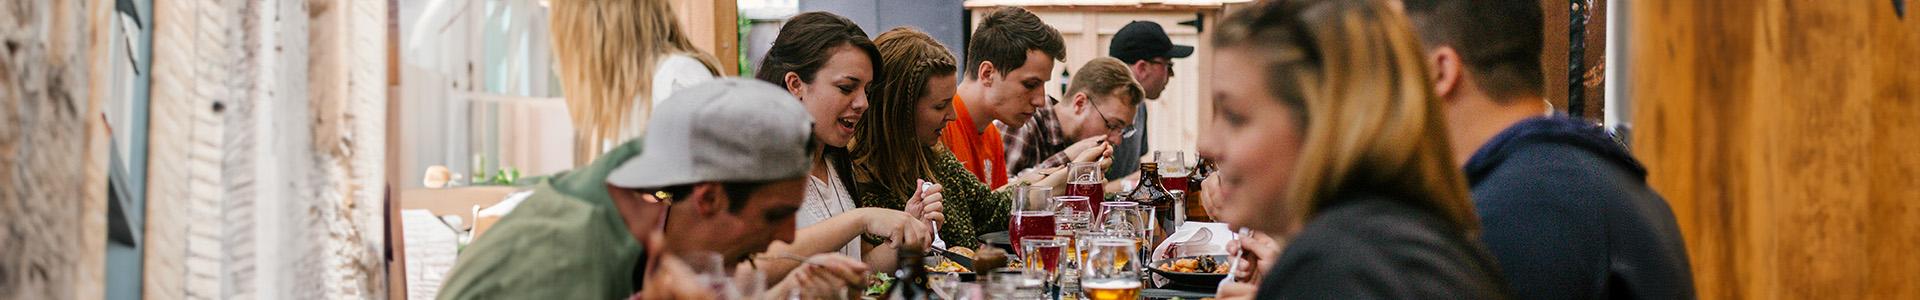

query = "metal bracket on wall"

[{"left": 1180, "top": 13, "right": 1204, "bottom": 33}]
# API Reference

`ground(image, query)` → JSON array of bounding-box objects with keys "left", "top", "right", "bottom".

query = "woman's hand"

[
  {"left": 903, "top": 180, "right": 946, "bottom": 225},
  {"left": 1216, "top": 281, "right": 1260, "bottom": 300},
  {"left": 1227, "top": 230, "right": 1284, "bottom": 283},
  {"left": 856, "top": 208, "right": 932, "bottom": 253}
]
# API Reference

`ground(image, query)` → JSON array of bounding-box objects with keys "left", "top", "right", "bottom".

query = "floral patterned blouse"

[{"left": 857, "top": 148, "right": 1012, "bottom": 248}]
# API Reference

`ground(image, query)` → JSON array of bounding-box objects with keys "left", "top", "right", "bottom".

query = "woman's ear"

[
  {"left": 1428, "top": 47, "right": 1463, "bottom": 101},
  {"left": 784, "top": 72, "right": 807, "bottom": 98}
]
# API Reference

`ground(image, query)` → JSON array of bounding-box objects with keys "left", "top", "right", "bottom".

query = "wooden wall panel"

[
  {"left": 671, "top": 0, "right": 740, "bottom": 73},
  {"left": 1630, "top": 1, "right": 1919, "bottom": 299},
  {"left": 0, "top": 0, "right": 113, "bottom": 298},
  {"left": 1867, "top": 3, "right": 1920, "bottom": 299}
]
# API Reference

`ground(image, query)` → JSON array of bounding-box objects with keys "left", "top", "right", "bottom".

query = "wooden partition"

[
  {"left": 0, "top": 0, "right": 115, "bottom": 298},
  {"left": 1628, "top": 1, "right": 1920, "bottom": 299}
]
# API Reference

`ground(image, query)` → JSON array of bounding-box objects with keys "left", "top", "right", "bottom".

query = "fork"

[{"left": 922, "top": 181, "right": 949, "bottom": 250}]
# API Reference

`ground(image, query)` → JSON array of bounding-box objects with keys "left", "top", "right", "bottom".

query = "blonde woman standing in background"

[{"left": 549, "top": 0, "right": 723, "bottom": 165}]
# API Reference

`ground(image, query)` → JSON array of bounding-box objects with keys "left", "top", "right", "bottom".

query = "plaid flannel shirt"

[{"left": 1003, "top": 107, "right": 1075, "bottom": 175}]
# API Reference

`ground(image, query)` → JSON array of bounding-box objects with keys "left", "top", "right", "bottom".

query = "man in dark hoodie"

[{"left": 1403, "top": 0, "right": 1696, "bottom": 299}]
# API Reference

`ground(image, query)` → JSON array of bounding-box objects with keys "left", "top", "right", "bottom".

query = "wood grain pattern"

[
  {"left": 0, "top": 0, "right": 113, "bottom": 298},
  {"left": 1630, "top": 1, "right": 1919, "bottom": 299},
  {"left": 145, "top": 0, "right": 388, "bottom": 298}
]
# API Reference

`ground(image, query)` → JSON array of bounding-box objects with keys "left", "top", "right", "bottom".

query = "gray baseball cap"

[{"left": 607, "top": 78, "right": 815, "bottom": 189}]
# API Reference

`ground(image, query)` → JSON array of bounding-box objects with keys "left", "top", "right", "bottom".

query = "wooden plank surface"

[
  {"left": 1867, "top": 3, "right": 1920, "bottom": 299},
  {"left": 0, "top": 0, "right": 114, "bottom": 298},
  {"left": 1629, "top": 1, "right": 1920, "bottom": 299}
]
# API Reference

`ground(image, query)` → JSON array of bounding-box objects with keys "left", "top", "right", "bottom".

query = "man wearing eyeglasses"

[
  {"left": 1104, "top": 20, "right": 1193, "bottom": 181},
  {"left": 1004, "top": 57, "right": 1141, "bottom": 176}
]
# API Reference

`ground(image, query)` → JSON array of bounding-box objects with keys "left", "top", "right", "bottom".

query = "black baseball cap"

[{"left": 1109, "top": 21, "right": 1194, "bottom": 63}]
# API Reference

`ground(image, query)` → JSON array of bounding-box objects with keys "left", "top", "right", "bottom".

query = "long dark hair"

[
  {"left": 753, "top": 11, "right": 879, "bottom": 194},
  {"left": 754, "top": 11, "right": 883, "bottom": 87},
  {"left": 852, "top": 27, "right": 958, "bottom": 202}
]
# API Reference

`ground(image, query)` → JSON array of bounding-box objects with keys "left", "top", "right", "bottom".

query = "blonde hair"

[
  {"left": 1067, "top": 57, "right": 1144, "bottom": 106},
  {"left": 852, "top": 27, "right": 957, "bottom": 201},
  {"left": 549, "top": 0, "right": 722, "bottom": 165},
  {"left": 1215, "top": 0, "right": 1479, "bottom": 233}
]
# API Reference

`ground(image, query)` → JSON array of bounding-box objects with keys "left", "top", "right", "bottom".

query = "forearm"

[
  {"left": 759, "top": 210, "right": 871, "bottom": 281},
  {"left": 862, "top": 242, "right": 900, "bottom": 272}
]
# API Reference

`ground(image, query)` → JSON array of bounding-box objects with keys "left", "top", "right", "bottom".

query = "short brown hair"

[
  {"left": 964, "top": 7, "right": 1066, "bottom": 78},
  {"left": 1402, "top": 0, "right": 1545, "bottom": 100},
  {"left": 1066, "top": 57, "right": 1144, "bottom": 107}
]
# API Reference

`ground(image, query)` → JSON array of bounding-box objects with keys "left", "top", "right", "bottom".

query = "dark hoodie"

[{"left": 1463, "top": 117, "right": 1696, "bottom": 300}]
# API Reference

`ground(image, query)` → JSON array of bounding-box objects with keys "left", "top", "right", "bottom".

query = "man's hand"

[
  {"left": 1200, "top": 176, "right": 1226, "bottom": 221},
  {"left": 1069, "top": 140, "right": 1113, "bottom": 167},
  {"left": 635, "top": 233, "right": 718, "bottom": 300},
  {"left": 1061, "top": 137, "right": 1105, "bottom": 162},
  {"left": 772, "top": 254, "right": 869, "bottom": 299}
]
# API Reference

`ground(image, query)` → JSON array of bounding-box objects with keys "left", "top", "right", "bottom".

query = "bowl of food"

[{"left": 1149, "top": 255, "right": 1230, "bottom": 291}]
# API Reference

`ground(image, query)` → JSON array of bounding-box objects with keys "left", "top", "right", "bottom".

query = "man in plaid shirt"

[{"left": 1004, "top": 57, "right": 1144, "bottom": 175}]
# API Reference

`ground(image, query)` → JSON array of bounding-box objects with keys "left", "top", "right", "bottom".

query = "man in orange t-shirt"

[{"left": 939, "top": 7, "right": 1065, "bottom": 189}]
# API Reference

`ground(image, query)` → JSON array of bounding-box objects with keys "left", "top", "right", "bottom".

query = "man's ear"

[
  {"left": 976, "top": 61, "right": 998, "bottom": 87},
  {"left": 1130, "top": 60, "right": 1152, "bottom": 74},
  {"left": 1428, "top": 46, "right": 1463, "bottom": 101},
  {"left": 689, "top": 183, "right": 727, "bottom": 216},
  {"left": 784, "top": 72, "right": 807, "bottom": 97},
  {"left": 1071, "top": 92, "right": 1092, "bottom": 114}
]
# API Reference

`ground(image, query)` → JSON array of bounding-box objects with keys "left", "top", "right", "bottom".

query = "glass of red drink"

[
  {"left": 1156, "top": 151, "right": 1191, "bottom": 193},
  {"left": 1009, "top": 186, "right": 1056, "bottom": 257},
  {"left": 1019, "top": 236, "right": 1069, "bottom": 275},
  {"left": 1067, "top": 161, "right": 1105, "bottom": 197}
]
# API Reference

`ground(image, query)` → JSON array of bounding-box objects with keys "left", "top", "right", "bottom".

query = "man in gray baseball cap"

[{"left": 440, "top": 78, "right": 846, "bottom": 299}]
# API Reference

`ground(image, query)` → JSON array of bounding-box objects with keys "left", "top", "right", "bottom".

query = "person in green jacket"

[{"left": 438, "top": 79, "right": 869, "bottom": 299}]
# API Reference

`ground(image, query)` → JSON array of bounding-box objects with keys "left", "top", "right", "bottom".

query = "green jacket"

[
  {"left": 437, "top": 140, "right": 646, "bottom": 300},
  {"left": 857, "top": 148, "right": 1011, "bottom": 248}
]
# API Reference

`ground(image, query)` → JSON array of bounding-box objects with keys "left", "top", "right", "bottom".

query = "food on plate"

[
  {"left": 1158, "top": 256, "right": 1229, "bottom": 274},
  {"left": 947, "top": 246, "right": 976, "bottom": 259},
  {"left": 864, "top": 272, "right": 894, "bottom": 296},
  {"left": 929, "top": 258, "right": 971, "bottom": 273}
]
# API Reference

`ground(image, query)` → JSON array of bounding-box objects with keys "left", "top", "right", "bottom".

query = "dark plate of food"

[
  {"left": 927, "top": 249, "right": 977, "bottom": 282},
  {"left": 1148, "top": 255, "right": 1230, "bottom": 292}
]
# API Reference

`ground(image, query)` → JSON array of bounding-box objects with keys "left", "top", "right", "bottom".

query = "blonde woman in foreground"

[{"left": 1202, "top": 0, "right": 1511, "bottom": 298}]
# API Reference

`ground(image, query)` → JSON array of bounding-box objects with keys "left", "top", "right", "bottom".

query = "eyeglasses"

[
  {"left": 1085, "top": 96, "right": 1138, "bottom": 139},
  {"left": 1150, "top": 58, "right": 1175, "bottom": 76}
]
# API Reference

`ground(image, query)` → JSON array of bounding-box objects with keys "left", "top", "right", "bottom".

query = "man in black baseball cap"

[{"left": 1104, "top": 20, "right": 1192, "bottom": 180}]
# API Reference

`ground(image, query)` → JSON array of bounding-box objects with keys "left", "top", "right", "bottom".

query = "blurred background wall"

[{"left": 1628, "top": 1, "right": 1920, "bottom": 299}]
